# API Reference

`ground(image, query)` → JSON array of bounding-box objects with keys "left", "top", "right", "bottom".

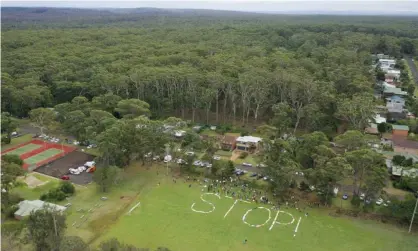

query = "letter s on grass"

[{"left": 191, "top": 193, "right": 220, "bottom": 214}]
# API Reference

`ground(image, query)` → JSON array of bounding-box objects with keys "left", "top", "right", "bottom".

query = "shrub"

[
  {"left": 7, "top": 193, "right": 24, "bottom": 205},
  {"left": 1, "top": 135, "right": 11, "bottom": 144},
  {"left": 350, "top": 195, "right": 361, "bottom": 208},
  {"left": 59, "top": 181, "right": 75, "bottom": 195},
  {"left": 299, "top": 181, "right": 310, "bottom": 191},
  {"left": 41, "top": 186, "right": 71, "bottom": 202},
  {"left": 402, "top": 158, "right": 413, "bottom": 167},
  {"left": 40, "top": 193, "right": 48, "bottom": 201},
  {"left": 6, "top": 205, "right": 19, "bottom": 218},
  {"left": 239, "top": 152, "right": 248, "bottom": 159},
  {"left": 2, "top": 154, "right": 24, "bottom": 166},
  {"left": 52, "top": 189, "right": 67, "bottom": 201},
  {"left": 392, "top": 155, "right": 406, "bottom": 165},
  {"left": 289, "top": 180, "right": 296, "bottom": 188},
  {"left": 240, "top": 131, "right": 249, "bottom": 136}
]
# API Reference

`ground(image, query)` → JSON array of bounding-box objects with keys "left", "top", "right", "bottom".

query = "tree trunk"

[
  {"left": 254, "top": 103, "right": 260, "bottom": 121},
  {"left": 216, "top": 93, "right": 219, "bottom": 123}
]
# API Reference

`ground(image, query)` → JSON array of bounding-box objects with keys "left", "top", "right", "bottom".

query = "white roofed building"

[
  {"left": 14, "top": 200, "right": 67, "bottom": 220},
  {"left": 236, "top": 136, "right": 262, "bottom": 152}
]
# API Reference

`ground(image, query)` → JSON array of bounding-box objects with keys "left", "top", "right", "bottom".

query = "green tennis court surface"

[
  {"left": 2, "top": 144, "right": 42, "bottom": 156},
  {"left": 24, "top": 149, "right": 63, "bottom": 165}
]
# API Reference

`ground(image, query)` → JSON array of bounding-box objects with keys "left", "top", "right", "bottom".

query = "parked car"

[
  {"left": 342, "top": 194, "right": 349, "bottom": 200},
  {"left": 213, "top": 155, "right": 221, "bottom": 160},
  {"left": 376, "top": 198, "right": 384, "bottom": 205},
  {"left": 250, "top": 172, "right": 258, "bottom": 177},
  {"left": 185, "top": 151, "right": 195, "bottom": 156},
  {"left": 61, "top": 175, "right": 70, "bottom": 180},
  {"left": 242, "top": 163, "right": 252, "bottom": 167},
  {"left": 193, "top": 160, "right": 202, "bottom": 166},
  {"left": 163, "top": 155, "right": 172, "bottom": 163},
  {"left": 360, "top": 193, "right": 365, "bottom": 200}
]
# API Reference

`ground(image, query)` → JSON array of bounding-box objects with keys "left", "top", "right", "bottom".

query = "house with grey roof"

[{"left": 14, "top": 200, "right": 67, "bottom": 220}]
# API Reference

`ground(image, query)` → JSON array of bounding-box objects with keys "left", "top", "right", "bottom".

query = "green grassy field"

[
  {"left": 2, "top": 143, "right": 41, "bottom": 156},
  {"left": 24, "top": 148, "right": 63, "bottom": 165},
  {"left": 1, "top": 134, "right": 34, "bottom": 150},
  {"left": 93, "top": 167, "right": 418, "bottom": 251}
]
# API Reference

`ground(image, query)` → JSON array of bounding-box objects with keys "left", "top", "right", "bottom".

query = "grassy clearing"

[
  {"left": 64, "top": 164, "right": 162, "bottom": 243},
  {"left": 12, "top": 173, "right": 60, "bottom": 200},
  {"left": 215, "top": 150, "right": 233, "bottom": 157},
  {"left": 200, "top": 129, "right": 219, "bottom": 137},
  {"left": 94, "top": 171, "right": 418, "bottom": 251},
  {"left": 1, "top": 134, "right": 33, "bottom": 150},
  {"left": 234, "top": 154, "right": 259, "bottom": 166}
]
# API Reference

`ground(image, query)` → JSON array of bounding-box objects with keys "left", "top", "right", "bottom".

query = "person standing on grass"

[{"left": 243, "top": 239, "right": 247, "bottom": 244}]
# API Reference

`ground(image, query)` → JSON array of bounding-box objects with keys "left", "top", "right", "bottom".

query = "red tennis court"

[{"left": 1, "top": 139, "right": 76, "bottom": 170}]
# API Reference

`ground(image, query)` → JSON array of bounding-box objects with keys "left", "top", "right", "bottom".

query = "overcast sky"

[{"left": 2, "top": 0, "right": 418, "bottom": 15}]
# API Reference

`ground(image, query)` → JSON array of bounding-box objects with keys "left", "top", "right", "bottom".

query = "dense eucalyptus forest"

[{"left": 2, "top": 8, "right": 418, "bottom": 135}]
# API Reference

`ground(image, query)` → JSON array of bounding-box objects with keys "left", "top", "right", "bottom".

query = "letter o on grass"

[{"left": 242, "top": 207, "right": 271, "bottom": 228}]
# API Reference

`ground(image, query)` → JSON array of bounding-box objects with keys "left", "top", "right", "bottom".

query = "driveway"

[{"left": 405, "top": 57, "right": 418, "bottom": 84}]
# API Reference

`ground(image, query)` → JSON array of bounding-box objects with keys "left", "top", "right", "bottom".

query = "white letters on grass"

[
  {"left": 190, "top": 193, "right": 302, "bottom": 235},
  {"left": 242, "top": 207, "right": 271, "bottom": 228},
  {"left": 191, "top": 193, "right": 220, "bottom": 214}
]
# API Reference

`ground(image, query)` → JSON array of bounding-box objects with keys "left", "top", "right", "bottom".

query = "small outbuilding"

[
  {"left": 392, "top": 125, "right": 409, "bottom": 137},
  {"left": 14, "top": 200, "right": 67, "bottom": 220}
]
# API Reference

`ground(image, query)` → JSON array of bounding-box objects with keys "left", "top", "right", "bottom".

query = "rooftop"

[
  {"left": 392, "top": 125, "right": 409, "bottom": 131},
  {"left": 15, "top": 200, "right": 67, "bottom": 218},
  {"left": 236, "top": 136, "right": 262, "bottom": 143}
]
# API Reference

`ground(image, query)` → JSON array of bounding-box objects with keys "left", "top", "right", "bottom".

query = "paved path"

[{"left": 406, "top": 57, "right": 418, "bottom": 84}]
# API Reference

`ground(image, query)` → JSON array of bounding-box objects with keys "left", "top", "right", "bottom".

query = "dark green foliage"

[
  {"left": 1, "top": 135, "right": 11, "bottom": 144},
  {"left": 377, "top": 122, "right": 389, "bottom": 134},
  {"left": 59, "top": 181, "right": 75, "bottom": 195},
  {"left": 392, "top": 155, "right": 406, "bottom": 165},
  {"left": 27, "top": 208, "right": 67, "bottom": 251},
  {"left": 239, "top": 152, "right": 248, "bottom": 159},
  {"left": 393, "top": 177, "right": 418, "bottom": 192},
  {"left": 93, "top": 166, "right": 122, "bottom": 193},
  {"left": 299, "top": 181, "right": 309, "bottom": 191},
  {"left": 350, "top": 195, "right": 361, "bottom": 208},
  {"left": 60, "top": 236, "right": 89, "bottom": 251},
  {"left": 5, "top": 204, "right": 19, "bottom": 218},
  {"left": 98, "top": 238, "right": 149, "bottom": 251},
  {"left": 392, "top": 155, "right": 413, "bottom": 167},
  {"left": 2, "top": 154, "right": 24, "bottom": 166},
  {"left": 40, "top": 182, "right": 75, "bottom": 202}
]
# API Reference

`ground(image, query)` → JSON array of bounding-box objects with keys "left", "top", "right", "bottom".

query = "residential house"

[
  {"left": 376, "top": 54, "right": 389, "bottom": 59},
  {"left": 385, "top": 69, "right": 401, "bottom": 79},
  {"left": 391, "top": 166, "right": 418, "bottom": 178},
  {"left": 236, "top": 136, "right": 262, "bottom": 152},
  {"left": 14, "top": 200, "right": 67, "bottom": 220},
  {"left": 386, "top": 95, "right": 405, "bottom": 107},
  {"left": 385, "top": 76, "right": 395, "bottom": 85},
  {"left": 392, "top": 125, "right": 409, "bottom": 137},
  {"left": 219, "top": 135, "right": 237, "bottom": 151},
  {"left": 379, "top": 59, "right": 396, "bottom": 68},
  {"left": 383, "top": 84, "right": 407, "bottom": 97}
]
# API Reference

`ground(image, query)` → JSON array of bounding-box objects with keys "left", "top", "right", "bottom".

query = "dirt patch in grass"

[{"left": 18, "top": 175, "right": 49, "bottom": 188}]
